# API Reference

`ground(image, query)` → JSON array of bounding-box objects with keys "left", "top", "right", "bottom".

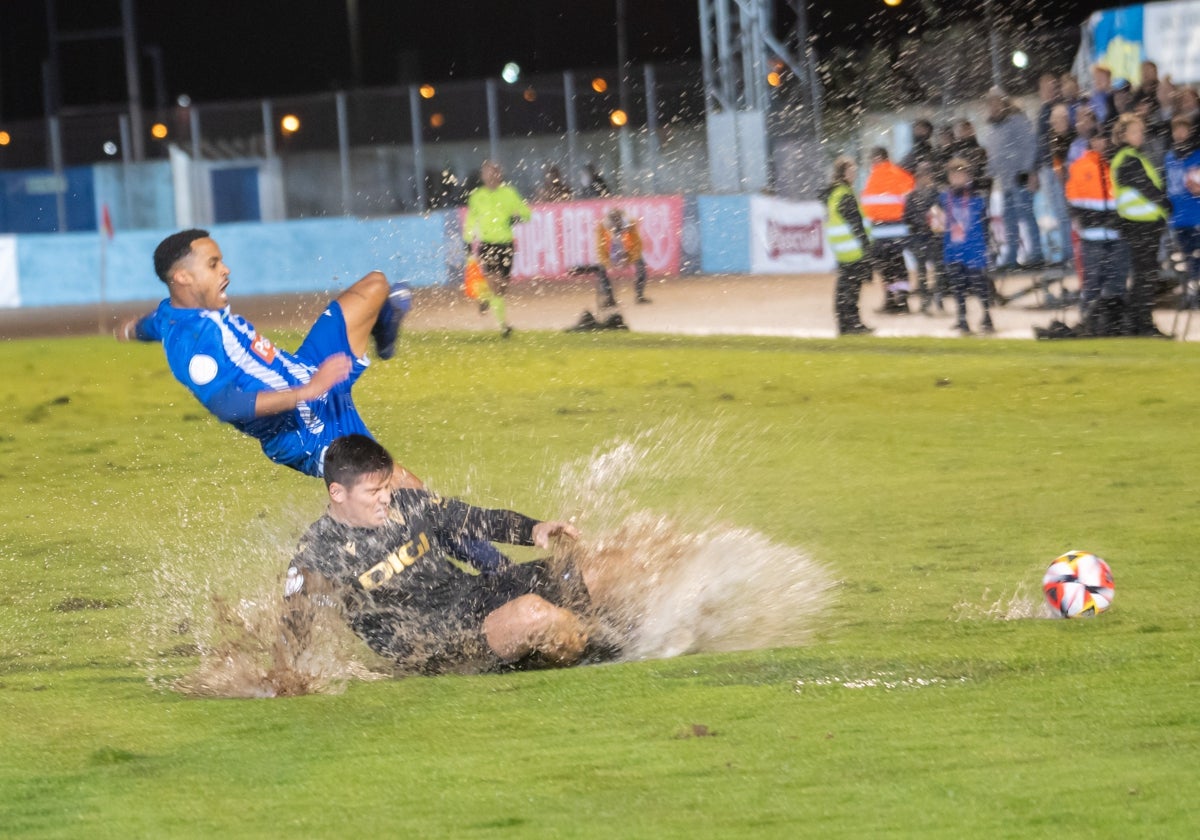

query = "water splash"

[
  {"left": 951, "top": 581, "right": 1048, "bottom": 621},
  {"left": 549, "top": 421, "right": 835, "bottom": 660},
  {"left": 142, "top": 422, "right": 835, "bottom": 696}
]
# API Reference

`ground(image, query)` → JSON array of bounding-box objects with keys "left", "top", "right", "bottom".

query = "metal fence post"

[
  {"left": 644, "top": 64, "right": 661, "bottom": 177},
  {"left": 48, "top": 116, "right": 67, "bottom": 233},
  {"left": 564, "top": 71, "right": 579, "bottom": 189},
  {"left": 336, "top": 91, "right": 352, "bottom": 215},
  {"left": 409, "top": 85, "right": 427, "bottom": 211},
  {"left": 486, "top": 79, "right": 500, "bottom": 163}
]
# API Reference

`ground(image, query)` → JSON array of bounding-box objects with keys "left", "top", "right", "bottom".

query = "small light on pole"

[{"left": 1012, "top": 50, "right": 1029, "bottom": 69}]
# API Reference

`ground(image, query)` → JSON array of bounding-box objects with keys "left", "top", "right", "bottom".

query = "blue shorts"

[
  {"left": 294, "top": 301, "right": 370, "bottom": 396},
  {"left": 290, "top": 301, "right": 374, "bottom": 476}
]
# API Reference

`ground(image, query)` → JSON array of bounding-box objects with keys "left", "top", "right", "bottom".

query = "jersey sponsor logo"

[
  {"left": 188, "top": 354, "right": 219, "bottom": 385},
  {"left": 250, "top": 332, "right": 276, "bottom": 364},
  {"left": 357, "top": 533, "right": 430, "bottom": 590}
]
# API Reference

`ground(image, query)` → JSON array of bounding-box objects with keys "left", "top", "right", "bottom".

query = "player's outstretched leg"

[
  {"left": 482, "top": 594, "right": 587, "bottom": 666},
  {"left": 336, "top": 271, "right": 411, "bottom": 360}
]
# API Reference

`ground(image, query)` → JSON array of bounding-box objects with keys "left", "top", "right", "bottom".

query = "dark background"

[{"left": 0, "top": 0, "right": 1111, "bottom": 119}]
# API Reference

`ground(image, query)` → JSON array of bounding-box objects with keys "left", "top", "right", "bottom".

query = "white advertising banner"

[
  {"left": 1143, "top": 1, "right": 1200, "bottom": 86},
  {"left": 0, "top": 235, "right": 19, "bottom": 308},
  {"left": 749, "top": 196, "right": 835, "bottom": 274}
]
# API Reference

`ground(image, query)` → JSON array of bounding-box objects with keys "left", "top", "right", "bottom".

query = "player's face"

[
  {"left": 331, "top": 471, "right": 393, "bottom": 529},
  {"left": 176, "top": 237, "right": 230, "bottom": 310}
]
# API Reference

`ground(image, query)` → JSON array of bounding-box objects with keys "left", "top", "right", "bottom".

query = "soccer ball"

[{"left": 1042, "top": 550, "right": 1115, "bottom": 618}]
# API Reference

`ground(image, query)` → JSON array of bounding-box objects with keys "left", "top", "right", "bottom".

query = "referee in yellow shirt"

[{"left": 463, "top": 160, "right": 532, "bottom": 337}]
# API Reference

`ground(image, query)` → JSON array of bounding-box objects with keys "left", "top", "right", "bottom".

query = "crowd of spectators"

[{"left": 838, "top": 59, "right": 1200, "bottom": 338}]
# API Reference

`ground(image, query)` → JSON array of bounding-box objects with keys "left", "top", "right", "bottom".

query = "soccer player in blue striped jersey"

[
  {"left": 119, "top": 229, "right": 516, "bottom": 574},
  {"left": 117, "top": 229, "right": 419, "bottom": 485}
]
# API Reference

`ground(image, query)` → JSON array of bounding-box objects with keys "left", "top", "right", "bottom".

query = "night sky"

[{"left": 0, "top": 0, "right": 1112, "bottom": 121}]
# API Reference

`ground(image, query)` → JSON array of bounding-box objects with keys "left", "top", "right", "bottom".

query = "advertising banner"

[
  {"left": 0, "top": 235, "right": 18, "bottom": 308},
  {"left": 462, "top": 196, "right": 683, "bottom": 281},
  {"left": 749, "top": 196, "right": 835, "bottom": 275},
  {"left": 1082, "top": 1, "right": 1200, "bottom": 86}
]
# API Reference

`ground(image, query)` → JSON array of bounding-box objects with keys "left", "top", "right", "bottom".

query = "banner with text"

[
  {"left": 470, "top": 196, "right": 684, "bottom": 281},
  {"left": 0, "top": 235, "right": 18, "bottom": 308},
  {"left": 749, "top": 196, "right": 835, "bottom": 275},
  {"left": 1082, "top": 1, "right": 1200, "bottom": 87}
]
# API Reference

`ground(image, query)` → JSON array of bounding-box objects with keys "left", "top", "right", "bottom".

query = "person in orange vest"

[
  {"left": 572, "top": 207, "right": 650, "bottom": 310},
  {"left": 1064, "top": 130, "right": 1127, "bottom": 336},
  {"left": 861, "top": 147, "right": 916, "bottom": 313}
]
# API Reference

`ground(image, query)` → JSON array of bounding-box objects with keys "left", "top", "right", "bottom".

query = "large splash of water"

[{"left": 141, "top": 422, "right": 836, "bottom": 697}]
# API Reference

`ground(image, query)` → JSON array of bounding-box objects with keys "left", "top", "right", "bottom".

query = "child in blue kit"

[{"left": 937, "top": 157, "right": 995, "bottom": 335}]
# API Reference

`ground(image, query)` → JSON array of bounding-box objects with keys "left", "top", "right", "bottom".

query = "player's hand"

[
  {"left": 114, "top": 317, "right": 140, "bottom": 342},
  {"left": 304, "top": 354, "right": 353, "bottom": 399},
  {"left": 533, "top": 520, "right": 580, "bottom": 548}
]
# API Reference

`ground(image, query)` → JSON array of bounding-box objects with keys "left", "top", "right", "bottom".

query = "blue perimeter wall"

[{"left": 12, "top": 196, "right": 751, "bottom": 308}]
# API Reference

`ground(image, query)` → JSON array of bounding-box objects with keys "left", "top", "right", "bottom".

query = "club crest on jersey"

[{"left": 251, "top": 332, "right": 276, "bottom": 363}]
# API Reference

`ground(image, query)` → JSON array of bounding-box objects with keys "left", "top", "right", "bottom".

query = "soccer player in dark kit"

[{"left": 284, "top": 435, "right": 614, "bottom": 674}]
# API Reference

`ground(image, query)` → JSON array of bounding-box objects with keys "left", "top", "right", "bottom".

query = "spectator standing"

[
  {"left": 1108, "top": 78, "right": 1137, "bottom": 131},
  {"left": 934, "top": 123, "right": 958, "bottom": 182},
  {"left": 1137, "top": 61, "right": 1160, "bottom": 108},
  {"left": 1043, "top": 103, "right": 1077, "bottom": 266},
  {"left": 1067, "top": 105, "right": 1098, "bottom": 166},
  {"left": 1060, "top": 73, "right": 1085, "bottom": 124},
  {"left": 938, "top": 157, "right": 994, "bottom": 334},
  {"left": 823, "top": 156, "right": 874, "bottom": 334},
  {"left": 1036, "top": 74, "right": 1072, "bottom": 265},
  {"left": 1065, "top": 131, "right": 1126, "bottom": 336},
  {"left": 985, "top": 87, "right": 1046, "bottom": 270},
  {"left": 533, "top": 164, "right": 573, "bottom": 203},
  {"left": 579, "top": 162, "right": 612, "bottom": 198},
  {"left": 1165, "top": 115, "right": 1200, "bottom": 309},
  {"left": 901, "top": 119, "right": 938, "bottom": 174},
  {"left": 903, "top": 161, "right": 945, "bottom": 313},
  {"left": 1035, "top": 72, "right": 1062, "bottom": 174},
  {"left": 861, "top": 147, "right": 916, "bottom": 313},
  {"left": 1089, "top": 63, "right": 1114, "bottom": 127},
  {"left": 1112, "top": 114, "right": 1172, "bottom": 337},
  {"left": 951, "top": 120, "right": 990, "bottom": 187}
]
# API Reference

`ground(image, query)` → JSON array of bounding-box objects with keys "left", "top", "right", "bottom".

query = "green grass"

[{"left": 2, "top": 330, "right": 1199, "bottom": 837}]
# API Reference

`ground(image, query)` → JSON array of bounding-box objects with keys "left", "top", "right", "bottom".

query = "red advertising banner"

[{"left": 463, "top": 196, "right": 683, "bottom": 281}]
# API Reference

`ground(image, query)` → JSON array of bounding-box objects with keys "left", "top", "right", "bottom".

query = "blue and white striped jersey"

[{"left": 145, "top": 298, "right": 371, "bottom": 477}]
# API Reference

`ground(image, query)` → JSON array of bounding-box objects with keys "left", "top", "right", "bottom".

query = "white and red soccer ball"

[{"left": 1042, "top": 550, "right": 1115, "bottom": 618}]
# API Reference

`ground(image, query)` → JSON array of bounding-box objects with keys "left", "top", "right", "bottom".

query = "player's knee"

[
  {"left": 354, "top": 270, "right": 389, "bottom": 301},
  {"left": 510, "top": 593, "right": 555, "bottom": 628}
]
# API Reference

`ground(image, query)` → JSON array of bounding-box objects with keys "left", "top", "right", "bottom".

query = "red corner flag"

[{"left": 100, "top": 203, "right": 115, "bottom": 240}]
